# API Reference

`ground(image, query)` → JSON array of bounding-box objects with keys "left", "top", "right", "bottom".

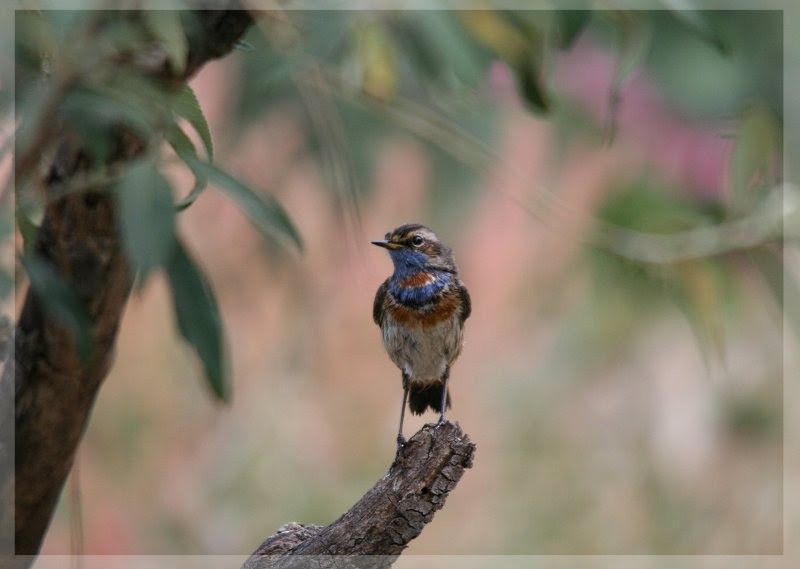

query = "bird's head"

[{"left": 372, "top": 223, "right": 457, "bottom": 276}]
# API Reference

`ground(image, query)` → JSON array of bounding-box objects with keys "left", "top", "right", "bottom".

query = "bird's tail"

[{"left": 408, "top": 382, "right": 451, "bottom": 415}]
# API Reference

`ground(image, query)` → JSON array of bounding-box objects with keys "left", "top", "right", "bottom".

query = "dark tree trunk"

[{"left": 1, "top": 7, "right": 253, "bottom": 564}]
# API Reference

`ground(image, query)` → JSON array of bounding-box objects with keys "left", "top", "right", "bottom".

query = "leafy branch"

[
  {"left": 4, "top": 9, "right": 256, "bottom": 560},
  {"left": 300, "top": 62, "right": 788, "bottom": 266}
]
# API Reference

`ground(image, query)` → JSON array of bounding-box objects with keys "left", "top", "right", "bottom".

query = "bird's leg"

[
  {"left": 437, "top": 365, "right": 450, "bottom": 426},
  {"left": 397, "top": 371, "right": 410, "bottom": 451}
]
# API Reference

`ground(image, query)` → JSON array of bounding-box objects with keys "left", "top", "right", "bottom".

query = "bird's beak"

[{"left": 371, "top": 240, "right": 402, "bottom": 249}]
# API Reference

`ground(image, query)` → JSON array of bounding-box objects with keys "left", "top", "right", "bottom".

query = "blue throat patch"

[
  {"left": 388, "top": 248, "right": 427, "bottom": 276},
  {"left": 389, "top": 271, "right": 450, "bottom": 307},
  {"left": 387, "top": 248, "right": 451, "bottom": 306}
]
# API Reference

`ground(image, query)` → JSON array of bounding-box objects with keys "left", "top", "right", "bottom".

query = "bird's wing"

[
  {"left": 457, "top": 281, "right": 471, "bottom": 324},
  {"left": 373, "top": 278, "right": 390, "bottom": 326}
]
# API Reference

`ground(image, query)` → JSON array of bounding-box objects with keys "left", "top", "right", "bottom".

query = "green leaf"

[
  {"left": 116, "top": 161, "right": 176, "bottom": 283},
  {"left": 513, "top": 52, "right": 551, "bottom": 114},
  {"left": 166, "top": 240, "right": 229, "bottom": 402},
  {"left": 62, "top": 85, "right": 160, "bottom": 161},
  {"left": 411, "top": 11, "right": 488, "bottom": 86},
  {"left": 172, "top": 85, "right": 213, "bottom": 161},
  {"left": 600, "top": 182, "right": 714, "bottom": 234},
  {"left": 491, "top": 11, "right": 552, "bottom": 113},
  {"left": 612, "top": 11, "right": 652, "bottom": 87},
  {"left": 606, "top": 11, "right": 651, "bottom": 140},
  {"left": 389, "top": 17, "right": 443, "bottom": 81},
  {"left": 174, "top": 179, "right": 207, "bottom": 212},
  {"left": 662, "top": 2, "right": 729, "bottom": 54},
  {"left": 60, "top": 72, "right": 171, "bottom": 161},
  {"left": 557, "top": 10, "right": 591, "bottom": 48},
  {"left": 15, "top": 209, "right": 39, "bottom": 254},
  {"left": 355, "top": 19, "right": 397, "bottom": 101},
  {"left": 22, "top": 255, "right": 92, "bottom": 362},
  {"left": 731, "top": 107, "right": 780, "bottom": 213},
  {"left": 186, "top": 157, "right": 303, "bottom": 252},
  {"left": 166, "top": 124, "right": 208, "bottom": 211},
  {"left": 674, "top": 260, "right": 726, "bottom": 365},
  {"left": 143, "top": 9, "right": 188, "bottom": 74},
  {"left": 166, "top": 122, "right": 197, "bottom": 159}
]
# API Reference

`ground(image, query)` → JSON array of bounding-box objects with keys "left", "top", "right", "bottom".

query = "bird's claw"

[
  {"left": 435, "top": 415, "right": 446, "bottom": 427},
  {"left": 394, "top": 435, "right": 407, "bottom": 463}
]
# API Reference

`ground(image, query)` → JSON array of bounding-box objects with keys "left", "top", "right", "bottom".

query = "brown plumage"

[{"left": 372, "top": 224, "right": 471, "bottom": 448}]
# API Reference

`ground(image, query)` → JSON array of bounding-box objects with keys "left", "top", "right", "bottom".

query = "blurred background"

[{"left": 3, "top": 6, "right": 795, "bottom": 557}]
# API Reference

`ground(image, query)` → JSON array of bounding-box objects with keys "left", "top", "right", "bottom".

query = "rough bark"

[
  {"left": 0, "top": 7, "right": 253, "bottom": 562},
  {"left": 244, "top": 421, "right": 476, "bottom": 569}
]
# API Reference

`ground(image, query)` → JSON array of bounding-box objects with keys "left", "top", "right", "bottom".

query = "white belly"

[{"left": 381, "top": 314, "right": 463, "bottom": 385}]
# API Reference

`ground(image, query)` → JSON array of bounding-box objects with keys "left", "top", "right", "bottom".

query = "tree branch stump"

[{"left": 244, "top": 421, "right": 476, "bottom": 569}]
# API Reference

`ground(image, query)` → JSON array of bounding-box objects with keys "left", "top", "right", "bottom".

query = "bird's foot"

[
  {"left": 394, "top": 434, "right": 406, "bottom": 463},
  {"left": 435, "top": 414, "right": 446, "bottom": 427}
]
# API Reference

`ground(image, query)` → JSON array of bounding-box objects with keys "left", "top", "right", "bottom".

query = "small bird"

[{"left": 372, "top": 223, "right": 471, "bottom": 449}]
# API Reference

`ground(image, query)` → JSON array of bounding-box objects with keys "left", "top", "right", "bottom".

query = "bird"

[{"left": 372, "top": 223, "right": 471, "bottom": 449}]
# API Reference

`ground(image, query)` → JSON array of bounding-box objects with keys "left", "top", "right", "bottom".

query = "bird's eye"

[
  {"left": 411, "top": 235, "right": 424, "bottom": 247},
  {"left": 384, "top": 232, "right": 391, "bottom": 240}
]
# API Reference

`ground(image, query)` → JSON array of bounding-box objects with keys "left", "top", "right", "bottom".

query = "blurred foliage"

[
  {"left": 3, "top": 8, "right": 787, "bottom": 401},
  {"left": 1, "top": 6, "right": 789, "bottom": 556}
]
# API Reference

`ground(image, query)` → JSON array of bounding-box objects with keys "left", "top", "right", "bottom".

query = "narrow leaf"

[
  {"left": 166, "top": 240, "right": 229, "bottom": 401},
  {"left": 173, "top": 85, "right": 213, "bottom": 160},
  {"left": 675, "top": 260, "right": 726, "bottom": 365},
  {"left": 389, "top": 18, "right": 443, "bottom": 80},
  {"left": 143, "top": 9, "right": 188, "bottom": 74},
  {"left": 412, "top": 11, "right": 486, "bottom": 86},
  {"left": 613, "top": 12, "right": 651, "bottom": 86},
  {"left": 175, "top": 180, "right": 207, "bottom": 212},
  {"left": 487, "top": 11, "right": 552, "bottom": 114},
  {"left": 731, "top": 107, "right": 780, "bottom": 213},
  {"left": 116, "top": 161, "right": 176, "bottom": 283},
  {"left": 166, "top": 124, "right": 208, "bottom": 211},
  {"left": 15, "top": 209, "right": 39, "bottom": 254},
  {"left": 186, "top": 158, "right": 303, "bottom": 252},
  {"left": 558, "top": 10, "right": 591, "bottom": 48},
  {"left": 513, "top": 53, "right": 551, "bottom": 114},
  {"left": 662, "top": 2, "right": 729, "bottom": 54},
  {"left": 459, "top": 10, "right": 528, "bottom": 64},
  {"left": 22, "top": 255, "right": 92, "bottom": 362},
  {"left": 606, "top": 12, "right": 651, "bottom": 140},
  {"left": 356, "top": 20, "right": 397, "bottom": 101},
  {"left": 62, "top": 83, "right": 163, "bottom": 160}
]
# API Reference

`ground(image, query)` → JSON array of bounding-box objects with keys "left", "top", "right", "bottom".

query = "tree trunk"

[{"left": 1, "top": 8, "right": 253, "bottom": 563}]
